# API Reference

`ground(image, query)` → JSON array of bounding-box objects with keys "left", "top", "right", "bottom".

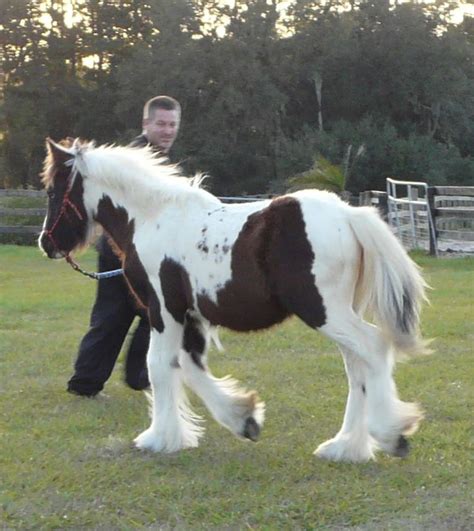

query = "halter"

[{"left": 44, "top": 165, "right": 123, "bottom": 281}]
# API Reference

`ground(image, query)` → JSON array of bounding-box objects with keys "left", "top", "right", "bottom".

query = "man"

[{"left": 67, "top": 95, "right": 181, "bottom": 397}]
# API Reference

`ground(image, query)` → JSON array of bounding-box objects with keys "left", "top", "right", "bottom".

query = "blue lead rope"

[
  {"left": 65, "top": 255, "right": 123, "bottom": 280},
  {"left": 92, "top": 268, "right": 124, "bottom": 280}
]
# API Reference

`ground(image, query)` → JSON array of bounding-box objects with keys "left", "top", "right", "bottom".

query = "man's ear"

[{"left": 46, "top": 138, "right": 75, "bottom": 166}]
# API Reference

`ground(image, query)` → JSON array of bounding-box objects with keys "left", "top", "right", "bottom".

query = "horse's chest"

[{"left": 123, "top": 249, "right": 152, "bottom": 307}]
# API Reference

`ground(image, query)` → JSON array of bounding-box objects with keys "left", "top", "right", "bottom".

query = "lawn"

[{"left": 1, "top": 245, "right": 473, "bottom": 529}]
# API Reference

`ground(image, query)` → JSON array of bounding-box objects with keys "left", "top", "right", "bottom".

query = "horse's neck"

[
  {"left": 91, "top": 191, "right": 146, "bottom": 256},
  {"left": 86, "top": 176, "right": 214, "bottom": 255}
]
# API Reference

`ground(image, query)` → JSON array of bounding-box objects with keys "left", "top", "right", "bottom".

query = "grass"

[{"left": 1, "top": 245, "right": 473, "bottom": 529}]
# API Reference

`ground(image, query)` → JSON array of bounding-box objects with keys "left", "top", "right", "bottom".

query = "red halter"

[
  {"left": 44, "top": 168, "right": 124, "bottom": 280},
  {"left": 44, "top": 169, "right": 84, "bottom": 257}
]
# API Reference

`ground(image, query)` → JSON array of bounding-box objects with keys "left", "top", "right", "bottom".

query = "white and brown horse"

[{"left": 39, "top": 138, "right": 429, "bottom": 462}]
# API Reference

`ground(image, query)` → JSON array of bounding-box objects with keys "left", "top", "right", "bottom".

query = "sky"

[{"left": 43, "top": 0, "right": 474, "bottom": 30}]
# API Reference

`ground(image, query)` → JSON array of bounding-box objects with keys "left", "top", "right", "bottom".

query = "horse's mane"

[{"left": 45, "top": 139, "right": 219, "bottom": 209}]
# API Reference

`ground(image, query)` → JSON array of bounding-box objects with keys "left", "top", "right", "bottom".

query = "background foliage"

[{"left": 1, "top": 0, "right": 473, "bottom": 194}]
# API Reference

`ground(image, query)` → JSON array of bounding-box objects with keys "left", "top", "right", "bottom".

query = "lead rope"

[{"left": 65, "top": 255, "right": 124, "bottom": 280}]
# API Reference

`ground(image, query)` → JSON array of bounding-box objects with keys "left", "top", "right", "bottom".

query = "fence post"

[
  {"left": 377, "top": 192, "right": 388, "bottom": 221},
  {"left": 427, "top": 186, "right": 438, "bottom": 256},
  {"left": 359, "top": 191, "right": 368, "bottom": 206}
]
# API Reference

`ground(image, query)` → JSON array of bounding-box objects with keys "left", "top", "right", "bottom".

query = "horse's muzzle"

[{"left": 38, "top": 231, "right": 64, "bottom": 259}]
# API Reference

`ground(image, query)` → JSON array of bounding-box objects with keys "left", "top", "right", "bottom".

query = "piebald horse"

[{"left": 39, "top": 138, "right": 429, "bottom": 462}]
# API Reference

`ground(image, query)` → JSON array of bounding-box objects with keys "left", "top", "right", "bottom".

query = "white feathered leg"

[
  {"left": 134, "top": 325, "right": 204, "bottom": 453},
  {"left": 320, "top": 311, "right": 422, "bottom": 459},
  {"left": 180, "top": 312, "right": 265, "bottom": 441},
  {"left": 315, "top": 347, "right": 377, "bottom": 462}
]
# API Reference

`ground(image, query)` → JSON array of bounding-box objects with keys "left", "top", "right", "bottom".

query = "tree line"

[{"left": 1, "top": 0, "right": 473, "bottom": 195}]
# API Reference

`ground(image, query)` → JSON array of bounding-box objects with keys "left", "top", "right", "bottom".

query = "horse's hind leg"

[
  {"left": 134, "top": 322, "right": 204, "bottom": 453},
  {"left": 320, "top": 310, "right": 422, "bottom": 459},
  {"left": 271, "top": 243, "right": 375, "bottom": 461},
  {"left": 314, "top": 346, "right": 377, "bottom": 462},
  {"left": 277, "top": 272, "right": 419, "bottom": 460},
  {"left": 180, "top": 311, "right": 265, "bottom": 441}
]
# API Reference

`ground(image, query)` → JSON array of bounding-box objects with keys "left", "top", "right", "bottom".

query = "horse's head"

[{"left": 38, "top": 138, "right": 91, "bottom": 259}]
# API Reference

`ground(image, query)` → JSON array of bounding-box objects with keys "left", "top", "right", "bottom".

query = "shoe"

[
  {"left": 125, "top": 379, "right": 150, "bottom": 391},
  {"left": 67, "top": 384, "right": 101, "bottom": 398},
  {"left": 125, "top": 370, "right": 150, "bottom": 391}
]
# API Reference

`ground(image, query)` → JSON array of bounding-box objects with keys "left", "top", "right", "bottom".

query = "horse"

[{"left": 38, "top": 137, "right": 429, "bottom": 463}]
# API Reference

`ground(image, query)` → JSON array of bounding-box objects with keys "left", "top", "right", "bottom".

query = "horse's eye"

[{"left": 47, "top": 190, "right": 55, "bottom": 199}]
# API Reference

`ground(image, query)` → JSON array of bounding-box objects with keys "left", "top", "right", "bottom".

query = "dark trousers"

[{"left": 67, "top": 238, "right": 150, "bottom": 396}]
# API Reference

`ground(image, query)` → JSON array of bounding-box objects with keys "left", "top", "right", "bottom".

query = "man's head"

[{"left": 142, "top": 95, "right": 181, "bottom": 153}]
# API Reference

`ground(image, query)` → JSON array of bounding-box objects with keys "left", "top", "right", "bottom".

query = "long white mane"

[{"left": 69, "top": 141, "right": 219, "bottom": 209}]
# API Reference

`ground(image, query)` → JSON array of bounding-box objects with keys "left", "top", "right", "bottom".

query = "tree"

[{"left": 0, "top": 0, "right": 472, "bottom": 191}]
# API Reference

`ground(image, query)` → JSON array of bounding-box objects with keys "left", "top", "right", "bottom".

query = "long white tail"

[{"left": 348, "top": 206, "right": 429, "bottom": 356}]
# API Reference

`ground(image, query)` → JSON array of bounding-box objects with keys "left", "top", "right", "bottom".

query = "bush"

[{"left": 276, "top": 117, "right": 474, "bottom": 193}]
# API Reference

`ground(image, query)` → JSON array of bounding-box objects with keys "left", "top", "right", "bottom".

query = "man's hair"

[{"left": 143, "top": 95, "right": 181, "bottom": 120}]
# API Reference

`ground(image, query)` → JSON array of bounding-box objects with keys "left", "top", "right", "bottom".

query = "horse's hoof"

[
  {"left": 242, "top": 417, "right": 260, "bottom": 442},
  {"left": 393, "top": 435, "right": 410, "bottom": 458}
]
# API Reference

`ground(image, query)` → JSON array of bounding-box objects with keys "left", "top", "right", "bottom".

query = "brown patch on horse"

[
  {"left": 265, "top": 196, "right": 327, "bottom": 329},
  {"left": 159, "top": 258, "right": 194, "bottom": 324},
  {"left": 182, "top": 311, "right": 207, "bottom": 370},
  {"left": 158, "top": 260, "right": 208, "bottom": 369},
  {"left": 197, "top": 206, "right": 288, "bottom": 331},
  {"left": 95, "top": 195, "right": 164, "bottom": 332},
  {"left": 198, "top": 196, "right": 326, "bottom": 331}
]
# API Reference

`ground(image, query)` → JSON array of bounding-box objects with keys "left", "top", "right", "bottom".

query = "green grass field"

[{"left": 1, "top": 245, "right": 473, "bottom": 529}]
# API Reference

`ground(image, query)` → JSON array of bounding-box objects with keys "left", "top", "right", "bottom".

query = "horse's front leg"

[
  {"left": 134, "top": 321, "right": 204, "bottom": 453},
  {"left": 180, "top": 312, "right": 265, "bottom": 442}
]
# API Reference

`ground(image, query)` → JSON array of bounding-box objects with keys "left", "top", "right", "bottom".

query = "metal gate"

[{"left": 386, "top": 178, "right": 438, "bottom": 256}]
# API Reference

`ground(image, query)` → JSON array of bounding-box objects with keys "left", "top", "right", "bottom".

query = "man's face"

[{"left": 143, "top": 108, "right": 180, "bottom": 153}]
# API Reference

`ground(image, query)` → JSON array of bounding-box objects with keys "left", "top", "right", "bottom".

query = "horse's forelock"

[{"left": 41, "top": 146, "right": 61, "bottom": 186}]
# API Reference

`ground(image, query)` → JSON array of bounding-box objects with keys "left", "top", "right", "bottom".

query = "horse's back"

[{"left": 290, "top": 190, "right": 361, "bottom": 262}]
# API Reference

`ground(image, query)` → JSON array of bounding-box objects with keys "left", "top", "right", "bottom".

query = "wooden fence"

[
  {"left": 2, "top": 187, "right": 473, "bottom": 254},
  {"left": 0, "top": 189, "right": 46, "bottom": 240},
  {"left": 0, "top": 190, "right": 276, "bottom": 241}
]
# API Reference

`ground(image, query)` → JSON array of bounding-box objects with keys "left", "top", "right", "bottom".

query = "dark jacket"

[
  {"left": 129, "top": 134, "right": 150, "bottom": 149},
  {"left": 129, "top": 134, "right": 167, "bottom": 157}
]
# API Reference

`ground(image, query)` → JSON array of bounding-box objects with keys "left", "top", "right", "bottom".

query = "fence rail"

[
  {"left": 0, "top": 207, "right": 47, "bottom": 216},
  {"left": 0, "top": 189, "right": 46, "bottom": 240},
  {"left": 0, "top": 226, "right": 42, "bottom": 234},
  {"left": 361, "top": 185, "right": 474, "bottom": 255},
  {"left": 2, "top": 187, "right": 473, "bottom": 254},
  {"left": 432, "top": 186, "right": 474, "bottom": 197},
  {"left": 0, "top": 190, "right": 274, "bottom": 241},
  {"left": 0, "top": 189, "right": 46, "bottom": 198}
]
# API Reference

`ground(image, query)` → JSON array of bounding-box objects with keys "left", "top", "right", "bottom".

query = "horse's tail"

[{"left": 348, "top": 206, "right": 430, "bottom": 358}]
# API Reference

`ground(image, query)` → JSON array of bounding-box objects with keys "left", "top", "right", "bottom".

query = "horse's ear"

[{"left": 46, "top": 137, "right": 75, "bottom": 167}]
